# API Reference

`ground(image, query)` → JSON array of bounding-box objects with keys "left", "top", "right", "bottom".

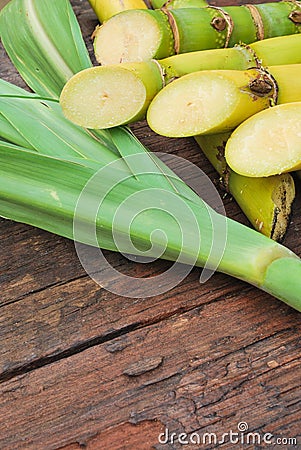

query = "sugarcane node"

[
  {"left": 209, "top": 6, "right": 233, "bottom": 47},
  {"left": 247, "top": 67, "right": 278, "bottom": 103},
  {"left": 153, "top": 58, "right": 167, "bottom": 87},
  {"left": 270, "top": 178, "right": 294, "bottom": 243},
  {"left": 161, "top": 8, "right": 180, "bottom": 54},
  {"left": 238, "top": 43, "right": 262, "bottom": 69},
  {"left": 215, "top": 143, "right": 231, "bottom": 193},
  {"left": 289, "top": 10, "right": 301, "bottom": 24},
  {"left": 211, "top": 16, "right": 227, "bottom": 32},
  {"left": 246, "top": 4, "right": 265, "bottom": 41}
]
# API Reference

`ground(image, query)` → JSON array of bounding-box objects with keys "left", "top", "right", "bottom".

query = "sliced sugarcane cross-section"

[
  {"left": 147, "top": 70, "right": 272, "bottom": 137},
  {"left": 94, "top": 10, "right": 173, "bottom": 65},
  {"left": 60, "top": 63, "right": 163, "bottom": 129},
  {"left": 225, "top": 102, "right": 301, "bottom": 177}
]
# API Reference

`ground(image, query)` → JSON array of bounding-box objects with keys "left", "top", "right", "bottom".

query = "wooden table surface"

[{"left": 1, "top": 0, "right": 301, "bottom": 448}]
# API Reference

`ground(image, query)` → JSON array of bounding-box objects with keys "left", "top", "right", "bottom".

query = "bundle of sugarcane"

[
  {"left": 58, "top": 33, "right": 300, "bottom": 241},
  {"left": 1, "top": 0, "right": 301, "bottom": 311},
  {"left": 58, "top": 34, "right": 301, "bottom": 129}
]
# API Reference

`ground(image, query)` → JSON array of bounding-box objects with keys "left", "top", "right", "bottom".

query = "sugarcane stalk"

[
  {"left": 195, "top": 133, "right": 295, "bottom": 241},
  {"left": 93, "top": 1, "right": 301, "bottom": 64},
  {"left": 225, "top": 102, "right": 301, "bottom": 177},
  {"left": 158, "top": 0, "right": 301, "bottom": 46},
  {"left": 160, "top": 32, "right": 301, "bottom": 78},
  {"left": 88, "top": 0, "right": 148, "bottom": 23}
]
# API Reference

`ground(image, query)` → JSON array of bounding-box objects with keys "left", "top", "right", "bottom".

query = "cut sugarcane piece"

[
  {"left": 93, "top": 9, "right": 175, "bottom": 65},
  {"left": 147, "top": 68, "right": 277, "bottom": 137},
  {"left": 225, "top": 102, "right": 301, "bottom": 177},
  {"left": 147, "top": 64, "right": 301, "bottom": 137},
  {"left": 195, "top": 133, "right": 295, "bottom": 241},
  {"left": 60, "top": 61, "right": 164, "bottom": 129},
  {"left": 160, "top": 34, "right": 301, "bottom": 82},
  {"left": 93, "top": 2, "right": 301, "bottom": 64},
  {"left": 88, "top": 0, "right": 147, "bottom": 23}
]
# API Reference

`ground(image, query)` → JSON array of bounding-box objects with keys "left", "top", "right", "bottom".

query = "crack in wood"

[{"left": 0, "top": 322, "right": 141, "bottom": 384}]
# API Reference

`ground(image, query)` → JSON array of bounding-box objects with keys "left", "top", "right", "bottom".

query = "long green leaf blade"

[
  {"left": 0, "top": 0, "right": 91, "bottom": 98},
  {"left": 1, "top": 141, "right": 301, "bottom": 310},
  {"left": 0, "top": 96, "right": 118, "bottom": 162}
]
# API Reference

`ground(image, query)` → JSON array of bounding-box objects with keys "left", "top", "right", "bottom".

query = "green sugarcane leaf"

[
  {"left": 109, "top": 126, "right": 209, "bottom": 207},
  {"left": 0, "top": 78, "right": 35, "bottom": 96},
  {"left": 0, "top": 0, "right": 91, "bottom": 98},
  {"left": 0, "top": 142, "right": 200, "bottom": 257},
  {"left": 0, "top": 96, "right": 119, "bottom": 162}
]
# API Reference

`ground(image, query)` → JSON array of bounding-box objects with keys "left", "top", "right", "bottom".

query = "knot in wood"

[
  {"left": 289, "top": 10, "right": 301, "bottom": 25},
  {"left": 211, "top": 16, "right": 227, "bottom": 31}
]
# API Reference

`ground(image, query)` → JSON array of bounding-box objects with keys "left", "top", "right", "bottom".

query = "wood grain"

[{"left": 0, "top": 0, "right": 300, "bottom": 449}]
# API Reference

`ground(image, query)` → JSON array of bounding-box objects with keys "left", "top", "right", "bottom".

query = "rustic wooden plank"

[
  {"left": 0, "top": 260, "right": 248, "bottom": 380},
  {"left": 0, "top": 298, "right": 300, "bottom": 449}
]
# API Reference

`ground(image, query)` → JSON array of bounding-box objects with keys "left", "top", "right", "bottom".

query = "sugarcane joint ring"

[
  {"left": 289, "top": 10, "right": 301, "bottom": 24},
  {"left": 211, "top": 16, "right": 227, "bottom": 32}
]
